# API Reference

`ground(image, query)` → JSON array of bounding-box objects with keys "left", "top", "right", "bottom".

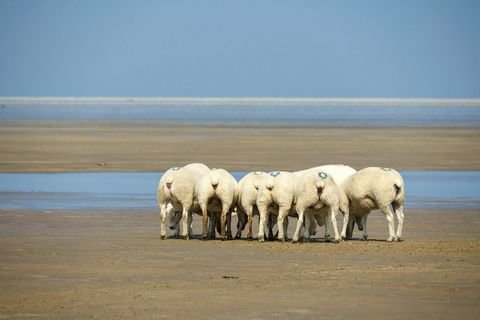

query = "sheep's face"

[{"left": 167, "top": 210, "right": 182, "bottom": 230}]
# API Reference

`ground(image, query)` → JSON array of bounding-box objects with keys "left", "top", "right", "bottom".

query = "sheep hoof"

[
  {"left": 397, "top": 237, "right": 404, "bottom": 242},
  {"left": 183, "top": 235, "right": 189, "bottom": 240},
  {"left": 160, "top": 235, "right": 166, "bottom": 240},
  {"left": 247, "top": 235, "right": 253, "bottom": 241},
  {"left": 227, "top": 234, "right": 233, "bottom": 240},
  {"left": 258, "top": 236, "right": 265, "bottom": 243},
  {"left": 361, "top": 236, "right": 368, "bottom": 241},
  {"left": 387, "top": 236, "right": 396, "bottom": 242},
  {"left": 201, "top": 235, "right": 207, "bottom": 241},
  {"left": 292, "top": 238, "right": 299, "bottom": 244},
  {"left": 332, "top": 238, "right": 340, "bottom": 244},
  {"left": 278, "top": 237, "right": 286, "bottom": 242},
  {"left": 234, "top": 232, "right": 242, "bottom": 240}
]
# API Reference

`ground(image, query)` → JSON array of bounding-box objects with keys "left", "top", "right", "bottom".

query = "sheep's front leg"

[
  {"left": 292, "top": 210, "right": 305, "bottom": 243},
  {"left": 346, "top": 214, "right": 355, "bottom": 240},
  {"left": 159, "top": 203, "right": 167, "bottom": 240},
  {"left": 304, "top": 214, "right": 312, "bottom": 242},
  {"left": 188, "top": 212, "right": 194, "bottom": 238},
  {"left": 201, "top": 204, "right": 208, "bottom": 240},
  {"left": 380, "top": 206, "right": 397, "bottom": 242},
  {"left": 324, "top": 213, "right": 330, "bottom": 242},
  {"left": 393, "top": 204, "right": 404, "bottom": 241},
  {"left": 181, "top": 206, "right": 190, "bottom": 240},
  {"left": 276, "top": 206, "right": 290, "bottom": 242},
  {"left": 329, "top": 208, "right": 341, "bottom": 243},
  {"left": 361, "top": 214, "right": 368, "bottom": 240}
]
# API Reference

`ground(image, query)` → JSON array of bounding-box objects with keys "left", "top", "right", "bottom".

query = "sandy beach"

[
  {"left": 0, "top": 208, "right": 479, "bottom": 319},
  {"left": 1, "top": 123, "right": 480, "bottom": 319}
]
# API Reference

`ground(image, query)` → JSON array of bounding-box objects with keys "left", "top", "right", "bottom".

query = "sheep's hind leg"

[
  {"left": 393, "top": 204, "right": 405, "bottom": 242},
  {"left": 201, "top": 204, "right": 208, "bottom": 240},
  {"left": 257, "top": 206, "right": 268, "bottom": 242},
  {"left": 226, "top": 211, "right": 233, "bottom": 240},
  {"left": 276, "top": 207, "right": 290, "bottom": 242},
  {"left": 328, "top": 208, "right": 341, "bottom": 243},
  {"left": 340, "top": 211, "right": 349, "bottom": 240},
  {"left": 292, "top": 210, "right": 305, "bottom": 243},
  {"left": 380, "top": 205, "right": 397, "bottom": 242},
  {"left": 247, "top": 208, "right": 254, "bottom": 240}
]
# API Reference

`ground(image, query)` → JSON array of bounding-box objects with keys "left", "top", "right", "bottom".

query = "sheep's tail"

[
  {"left": 265, "top": 176, "right": 274, "bottom": 190},
  {"left": 393, "top": 178, "right": 405, "bottom": 205},
  {"left": 210, "top": 171, "right": 220, "bottom": 188}
]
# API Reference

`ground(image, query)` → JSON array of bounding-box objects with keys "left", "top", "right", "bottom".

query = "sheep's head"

[{"left": 167, "top": 209, "right": 182, "bottom": 230}]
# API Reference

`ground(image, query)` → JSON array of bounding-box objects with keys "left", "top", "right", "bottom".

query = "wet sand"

[
  {"left": 1, "top": 124, "right": 479, "bottom": 172},
  {"left": 0, "top": 208, "right": 479, "bottom": 319}
]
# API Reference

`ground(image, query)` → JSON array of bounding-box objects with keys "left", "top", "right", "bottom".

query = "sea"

[{"left": 0, "top": 100, "right": 479, "bottom": 211}]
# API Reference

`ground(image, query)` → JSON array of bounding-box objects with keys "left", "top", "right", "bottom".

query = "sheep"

[
  {"left": 157, "top": 166, "right": 182, "bottom": 239},
  {"left": 196, "top": 168, "right": 238, "bottom": 240},
  {"left": 236, "top": 171, "right": 283, "bottom": 240},
  {"left": 293, "top": 164, "right": 357, "bottom": 186},
  {"left": 293, "top": 164, "right": 360, "bottom": 239},
  {"left": 342, "top": 167, "right": 405, "bottom": 242},
  {"left": 156, "top": 163, "right": 210, "bottom": 240},
  {"left": 256, "top": 171, "right": 299, "bottom": 242},
  {"left": 293, "top": 170, "right": 347, "bottom": 243}
]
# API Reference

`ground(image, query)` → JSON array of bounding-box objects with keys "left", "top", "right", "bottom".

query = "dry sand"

[
  {"left": 0, "top": 208, "right": 479, "bottom": 319},
  {"left": 1, "top": 124, "right": 479, "bottom": 172}
]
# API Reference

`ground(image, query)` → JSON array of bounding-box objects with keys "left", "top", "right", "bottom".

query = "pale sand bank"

[{"left": 1, "top": 124, "right": 479, "bottom": 172}]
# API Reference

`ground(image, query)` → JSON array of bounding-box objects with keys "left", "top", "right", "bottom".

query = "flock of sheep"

[{"left": 157, "top": 163, "right": 405, "bottom": 243}]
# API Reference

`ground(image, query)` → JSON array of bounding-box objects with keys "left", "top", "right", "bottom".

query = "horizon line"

[{"left": 1, "top": 96, "right": 480, "bottom": 107}]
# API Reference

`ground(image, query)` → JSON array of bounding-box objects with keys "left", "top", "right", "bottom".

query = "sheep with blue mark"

[
  {"left": 256, "top": 171, "right": 299, "bottom": 242},
  {"left": 293, "top": 164, "right": 357, "bottom": 239},
  {"left": 293, "top": 170, "right": 347, "bottom": 243}
]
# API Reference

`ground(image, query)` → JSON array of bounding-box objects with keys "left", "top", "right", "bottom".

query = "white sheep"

[
  {"left": 293, "top": 164, "right": 356, "bottom": 239},
  {"left": 196, "top": 168, "right": 238, "bottom": 240},
  {"left": 157, "top": 166, "right": 182, "bottom": 239},
  {"left": 256, "top": 171, "right": 299, "bottom": 242},
  {"left": 342, "top": 167, "right": 405, "bottom": 242},
  {"left": 156, "top": 163, "right": 210, "bottom": 240},
  {"left": 236, "top": 171, "right": 282, "bottom": 240},
  {"left": 293, "top": 170, "right": 347, "bottom": 243}
]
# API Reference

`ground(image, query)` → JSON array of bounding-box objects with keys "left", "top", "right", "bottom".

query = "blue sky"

[{"left": 0, "top": 0, "right": 479, "bottom": 97}]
